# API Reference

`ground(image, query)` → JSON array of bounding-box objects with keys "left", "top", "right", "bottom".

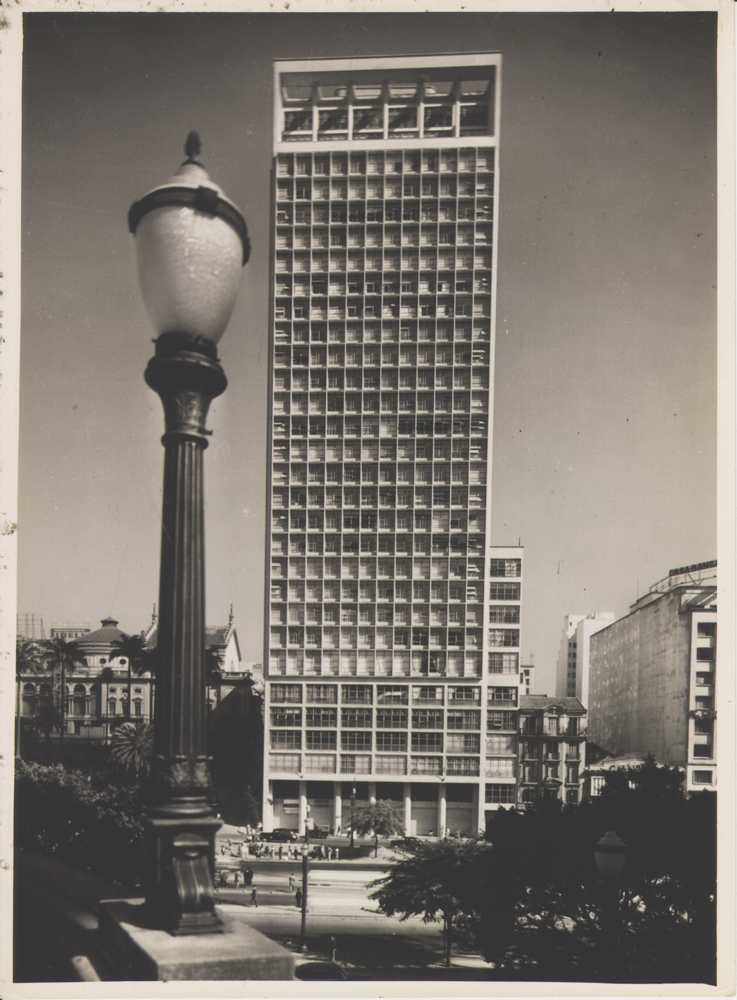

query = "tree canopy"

[{"left": 350, "top": 799, "right": 404, "bottom": 856}]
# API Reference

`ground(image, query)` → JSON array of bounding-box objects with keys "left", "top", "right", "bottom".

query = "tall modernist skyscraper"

[{"left": 263, "top": 54, "right": 522, "bottom": 837}]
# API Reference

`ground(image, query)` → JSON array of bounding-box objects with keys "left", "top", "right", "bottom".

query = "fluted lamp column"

[{"left": 129, "top": 133, "right": 250, "bottom": 934}]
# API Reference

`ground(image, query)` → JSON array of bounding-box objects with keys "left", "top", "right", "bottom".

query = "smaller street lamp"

[
  {"left": 595, "top": 830, "right": 627, "bottom": 981},
  {"left": 300, "top": 842, "right": 309, "bottom": 952},
  {"left": 350, "top": 780, "right": 356, "bottom": 852}
]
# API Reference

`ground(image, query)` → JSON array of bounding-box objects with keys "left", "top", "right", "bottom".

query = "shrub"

[{"left": 14, "top": 759, "right": 145, "bottom": 889}]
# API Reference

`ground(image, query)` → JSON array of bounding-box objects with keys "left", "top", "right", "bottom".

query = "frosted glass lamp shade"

[
  {"left": 594, "top": 830, "right": 626, "bottom": 880},
  {"left": 130, "top": 158, "right": 249, "bottom": 346}
]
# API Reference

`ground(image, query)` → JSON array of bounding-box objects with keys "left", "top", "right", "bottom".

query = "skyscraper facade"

[{"left": 263, "top": 54, "right": 520, "bottom": 837}]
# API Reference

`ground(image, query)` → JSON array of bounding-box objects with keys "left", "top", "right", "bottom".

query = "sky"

[{"left": 16, "top": 10, "right": 718, "bottom": 698}]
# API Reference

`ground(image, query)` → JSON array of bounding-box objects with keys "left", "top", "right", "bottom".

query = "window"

[
  {"left": 305, "top": 754, "right": 336, "bottom": 773},
  {"left": 306, "top": 707, "right": 337, "bottom": 727},
  {"left": 485, "top": 784, "right": 516, "bottom": 804},
  {"left": 485, "top": 757, "right": 515, "bottom": 778},
  {"left": 342, "top": 731, "right": 372, "bottom": 751},
  {"left": 566, "top": 789, "right": 579, "bottom": 805},
  {"left": 341, "top": 708, "right": 372, "bottom": 728},
  {"left": 487, "top": 712, "right": 516, "bottom": 731},
  {"left": 488, "top": 606, "right": 520, "bottom": 624},
  {"left": 412, "top": 685, "right": 443, "bottom": 703},
  {"left": 693, "top": 770, "right": 713, "bottom": 784},
  {"left": 342, "top": 685, "right": 372, "bottom": 704},
  {"left": 487, "top": 735, "right": 517, "bottom": 755},
  {"left": 566, "top": 763, "right": 579, "bottom": 783},
  {"left": 696, "top": 672, "right": 714, "bottom": 686},
  {"left": 376, "top": 731, "right": 407, "bottom": 752},
  {"left": 271, "top": 730, "right": 301, "bottom": 750},
  {"left": 693, "top": 744, "right": 713, "bottom": 758},
  {"left": 489, "top": 559, "right": 521, "bottom": 578},
  {"left": 694, "top": 718, "right": 713, "bottom": 735},
  {"left": 696, "top": 648, "right": 715, "bottom": 661},
  {"left": 271, "top": 707, "right": 302, "bottom": 727},
  {"left": 697, "top": 622, "right": 716, "bottom": 637},
  {"left": 377, "top": 685, "right": 408, "bottom": 705},
  {"left": 377, "top": 709, "right": 408, "bottom": 729},
  {"left": 487, "top": 687, "right": 517, "bottom": 705},
  {"left": 306, "top": 685, "right": 336, "bottom": 704},
  {"left": 447, "top": 710, "right": 481, "bottom": 731},
  {"left": 412, "top": 732, "right": 443, "bottom": 752},
  {"left": 271, "top": 684, "right": 302, "bottom": 704},
  {"left": 449, "top": 686, "right": 480, "bottom": 703},
  {"left": 447, "top": 733, "right": 480, "bottom": 753},
  {"left": 489, "top": 629, "right": 520, "bottom": 647},
  {"left": 412, "top": 709, "right": 444, "bottom": 729},
  {"left": 306, "top": 730, "right": 337, "bottom": 751}
]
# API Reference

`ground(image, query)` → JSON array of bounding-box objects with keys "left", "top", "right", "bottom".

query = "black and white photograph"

[{"left": 2, "top": 2, "right": 732, "bottom": 993}]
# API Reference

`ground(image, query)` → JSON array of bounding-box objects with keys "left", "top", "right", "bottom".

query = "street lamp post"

[
  {"left": 129, "top": 134, "right": 250, "bottom": 935},
  {"left": 300, "top": 842, "right": 309, "bottom": 951},
  {"left": 350, "top": 780, "right": 356, "bottom": 852},
  {"left": 594, "top": 830, "right": 627, "bottom": 981}
]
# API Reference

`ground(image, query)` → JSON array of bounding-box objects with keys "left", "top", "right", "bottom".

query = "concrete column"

[
  {"left": 263, "top": 782, "right": 274, "bottom": 832},
  {"left": 403, "top": 782, "right": 412, "bottom": 836},
  {"left": 474, "top": 783, "right": 485, "bottom": 838},
  {"left": 438, "top": 784, "right": 447, "bottom": 837},
  {"left": 333, "top": 781, "right": 342, "bottom": 835},
  {"left": 369, "top": 782, "right": 377, "bottom": 805},
  {"left": 298, "top": 781, "right": 307, "bottom": 837}
]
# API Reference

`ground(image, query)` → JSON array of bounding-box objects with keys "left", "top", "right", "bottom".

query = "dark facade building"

[{"left": 517, "top": 695, "right": 587, "bottom": 806}]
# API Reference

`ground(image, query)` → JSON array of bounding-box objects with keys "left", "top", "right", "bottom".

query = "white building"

[
  {"left": 262, "top": 54, "right": 524, "bottom": 837},
  {"left": 554, "top": 612, "right": 614, "bottom": 708}
]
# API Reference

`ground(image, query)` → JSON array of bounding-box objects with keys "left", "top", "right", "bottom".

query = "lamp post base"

[{"left": 144, "top": 813, "right": 222, "bottom": 936}]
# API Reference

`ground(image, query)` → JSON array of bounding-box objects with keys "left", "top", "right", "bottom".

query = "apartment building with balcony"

[
  {"left": 263, "top": 54, "right": 522, "bottom": 837},
  {"left": 517, "top": 695, "right": 587, "bottom": 806},
  {"left": 587, "top": 561, "right": 717, "bottom": 796}
]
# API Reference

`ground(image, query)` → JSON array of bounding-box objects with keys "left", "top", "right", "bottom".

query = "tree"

[
  {"left": 42, "top": 638, "right": 88, "bottom": 753},
  {"left": 107, "top": 633, "right": 155, "bottom": 721},
  {"left": 15, "top": 638, "right": 48, "bottom": 756},
  {"left": 110, "top": 720, "right": 154, "bottom": 778},
  {"left": 350, "top": 799, "right": 404, "bottom": 857},
  {"left": 370, "top": 837, "right": 491, "bottom": 967}
]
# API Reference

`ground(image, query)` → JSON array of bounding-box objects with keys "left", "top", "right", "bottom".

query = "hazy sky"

[{"left": 18, "top": 11, "right": 717, "bottom": 696}]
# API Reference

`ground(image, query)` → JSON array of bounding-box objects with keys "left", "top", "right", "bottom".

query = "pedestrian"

[
  {"left": 233, "top": 870, "right": 240, "bottom": 888},
  {"left": 295, "top": 887, "right": 302, "bottom": 908},
  {"left": 279, "top": 845, "right": 283, "bottom": 860},
  {"left": 251, "top": 886, "right": 258, "bottom": 907},
  {"left": 245, "top": 867, "right": 253, "bottom": 886},
  {"left": 240, "top": 842, "right": 247, "bottom": 860},
  {"left": 334, "top": 848, "right": 339, "bottom": 860}
]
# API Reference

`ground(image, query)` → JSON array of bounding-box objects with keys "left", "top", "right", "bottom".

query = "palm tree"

[
  {"left": 42, "top": 637, "right": 89, "bottom": 753},
  {"left": 110, "top": 720, "right": 154, "bottom": 777},
  {"left": 107, "top": 634, "right": 154, "bottom": 721},
  {"left": 15, "top": 637, "right": 47, "bottom": 756}
]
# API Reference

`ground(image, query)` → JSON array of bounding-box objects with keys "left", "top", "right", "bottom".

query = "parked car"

[
  {"left": 261, "top": 828, "right": 299, "bottom": 842},
  {"left": 389, "top": 836, "right": 423, "bottom": 850}
]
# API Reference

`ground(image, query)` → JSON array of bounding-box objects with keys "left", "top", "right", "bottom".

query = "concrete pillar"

[
  {"left": 263, "top": 782, "right": 274, "bottom": 832},
  {"left": 369, "top": 782, "right": 377, "bottom": 806},
  {"left": 474, "top": 783, "right": 485, "bottom": 838},
  {"left": 403, "top": 782, "right": 412, "bottom": 836},
  {"left": 333, "top": 781, "right": 342, "bottom": 834},
  {"left": 438, "top": 784, "right": 447, "bottom": 838},
  {"left": 298, "top": 781, "right": 307, "bottom": 837}
]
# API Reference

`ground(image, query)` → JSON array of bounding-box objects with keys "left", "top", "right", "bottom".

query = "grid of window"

[
  {"left": 487, "top": 711, "right": 516, "bottom": 731},
  {"left": 270, "top": 145, "right": 495, "bottom": 687},
  {"left": 487, "top": 687, "right": 517, "bottom": 705},
  {"left": 270, "top": 730, "right": 301, "bottom": 749},
  {"left": 271, "top": 684, "right": 302, "bottom": 703},
  {"left": 266, "top": 59, "right": 514, "bottom": 786}
]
